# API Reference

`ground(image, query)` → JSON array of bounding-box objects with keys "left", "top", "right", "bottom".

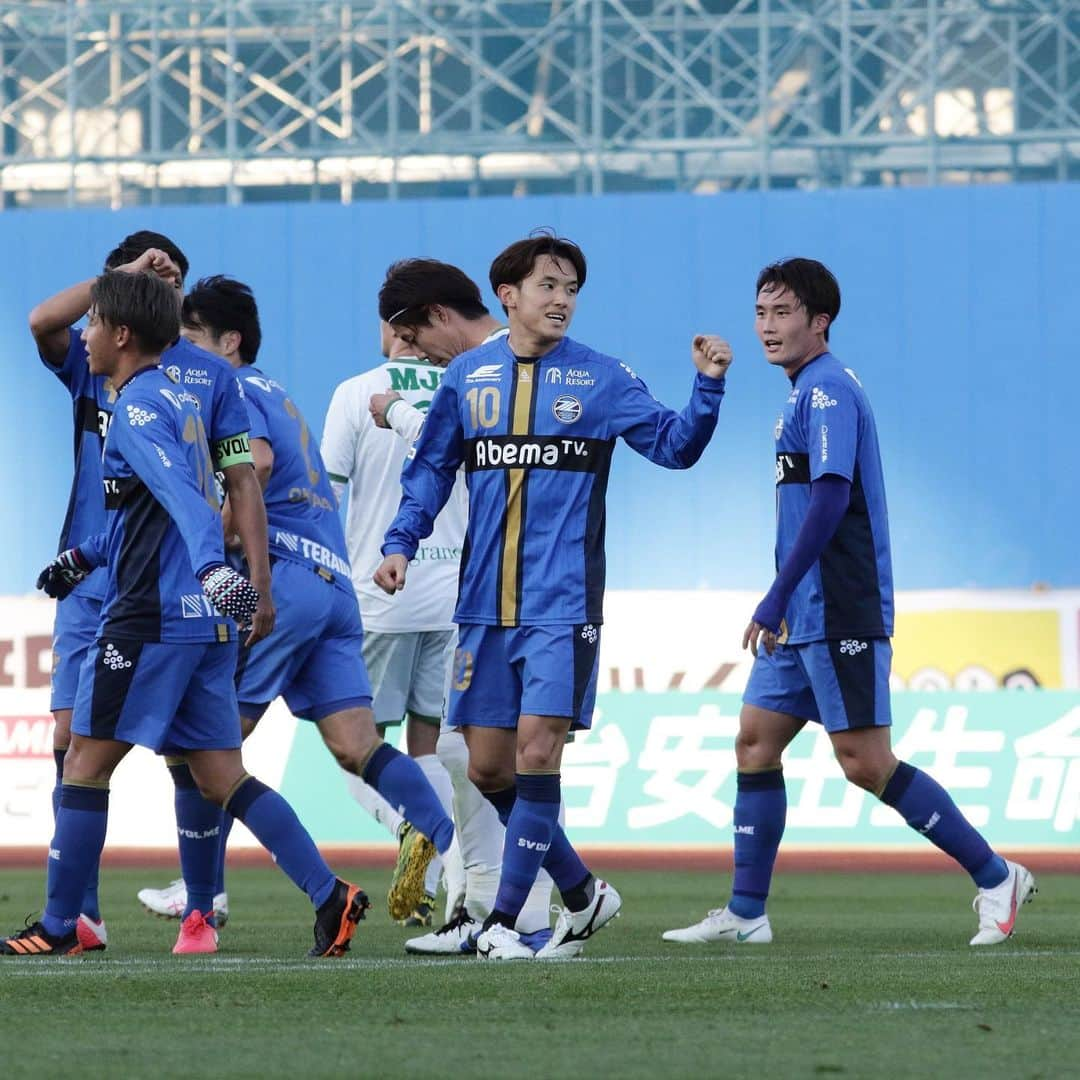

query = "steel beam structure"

[{"left": 0, "top": 0, "right": 1076, "bottom": 207}]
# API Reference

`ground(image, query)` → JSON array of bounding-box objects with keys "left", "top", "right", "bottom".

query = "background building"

[{"left": 1, "top": 0, "right": 1076, "bottom": 209}]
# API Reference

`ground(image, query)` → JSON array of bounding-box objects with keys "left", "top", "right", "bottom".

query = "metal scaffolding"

[{"left": 1, "top": 0, "right": 1077, "bottom": 207}]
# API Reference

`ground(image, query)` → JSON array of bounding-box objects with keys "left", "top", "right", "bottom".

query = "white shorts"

[{"left": 363, "top": 629, "right": 456, "bottom": 729}]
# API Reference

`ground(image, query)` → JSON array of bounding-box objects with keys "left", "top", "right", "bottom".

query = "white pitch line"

[{"left": 1, "top": 948, "right": 1075, "bottom": 978}]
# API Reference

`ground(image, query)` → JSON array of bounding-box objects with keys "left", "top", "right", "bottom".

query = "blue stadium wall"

[{"left": 0, "top": 182, "right": 1075, "bottom": 594}]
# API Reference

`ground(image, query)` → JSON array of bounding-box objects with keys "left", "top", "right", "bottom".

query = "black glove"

[
  {"left": 199, "top": 563, "right": 260, "bottom": 626},
  {"left": 37, "top": 547, "right": 93, "bottom": 600}
]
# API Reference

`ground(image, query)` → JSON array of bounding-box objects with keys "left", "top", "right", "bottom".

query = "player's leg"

[
  {"left": 467, "top": 624, "right": 613, "bottom": 960},
  {"left": 11, "top": 734, "right": 132, "bottom": 954},
  {"left": 2, "top": 658, "right": 133, "bottom": 960},
  {"left": 817, "top": 639, "right": 1031, "bottom": 944},
  {"left": 177, "top": 640, "right": 368, "bottom": 957},
  {"left": 663, "top": 644, "right": 809, "bottom": 945},
  {"left": 401, "top": 710, "right": 449, "bottom": 923},
  {"left": 49, "top": 592, "right": 106, "bottom": 944},
  {"left": 435, "top": 727, "right": 503, "bottom": 919},
  {"left": 343, "top": 630, "right": 411, "bottom": 843}
]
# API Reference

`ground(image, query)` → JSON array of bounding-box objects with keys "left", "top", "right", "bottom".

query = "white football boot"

[
  {"left": 405, "top": 905, "right": 479, "bottom": 956},
  {"left": 970, "top": 860, "right": 1036, "bottom": 946},
  {"left": 475, "top": 923, "right": 534, "bottom": 962},
  {"left": 535, "top": 879, "right": 622, "bottom": 960},
  {"left": 137, "top": 879, "right": 229, "bottom": 927},
  {"left": 662, "top": 907, "right": 772, "bottom": 944}
]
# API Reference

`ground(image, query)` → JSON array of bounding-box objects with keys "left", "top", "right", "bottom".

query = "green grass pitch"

[{"left": 1, "top": 866, "right": 1077, "bottom": 1079}]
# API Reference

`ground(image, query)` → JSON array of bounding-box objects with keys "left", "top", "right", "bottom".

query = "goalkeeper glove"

[
  {"left": 37, "top": 547, "right": 93, "bottom": 600},
  {"left": 199, "top": 563, "right": 260, "bottom": 626}
]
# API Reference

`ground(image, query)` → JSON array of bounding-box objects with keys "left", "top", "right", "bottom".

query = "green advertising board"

[{"left": 278, "top": 692, "right": 1080, "bottom": 847}]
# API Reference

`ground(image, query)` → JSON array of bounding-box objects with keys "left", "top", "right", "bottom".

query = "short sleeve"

[
  {"left": 208, "top": 369, "right": 252, "bottom": 445},
  {"left": 804, "top": 377, "right": 860, "bottom": 481},
  {"left": 43, "top": 328, "right": 90, "bottom": 395}
]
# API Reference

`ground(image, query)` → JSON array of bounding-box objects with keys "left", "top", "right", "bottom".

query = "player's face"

[
  {"left": 755, "top": 285, "right": 824, "bottom": 373},
  {"left": 501, "top": 255, "right": 578, "bottom": 349},
  {"left": 391, "top": 309, "right": 456, "bottom": 366},
  {"left": 82, "top": 307, "right": 121, "bottom": 376}
]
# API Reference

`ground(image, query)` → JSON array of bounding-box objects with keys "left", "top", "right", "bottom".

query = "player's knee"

[
  {"left": 835, "top": 751, "right": 888, "bottom": 792},
  {"left": 467, "top": 761, "right": 513, "bottom": 792},
  {"left": 516, "top": 741, "right": 559, "bottom": 775},
  {"left": 735, "top": 727, "right": 780, "bottom": 771}
]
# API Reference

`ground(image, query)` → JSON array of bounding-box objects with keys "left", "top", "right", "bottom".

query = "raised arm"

[
  {"left": 610, "top": 336, "right": 731, "bottom": 470},
  {"left": 30, "top": 249, "right": 182, "bottom": 367}
]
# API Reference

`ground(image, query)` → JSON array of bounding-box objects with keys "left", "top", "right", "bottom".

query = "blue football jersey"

[
  {"left": 383, "top": 334, "right": 725, "bottom": 626},
  {"left": 772, "top": 352, "right": 894, "bottom": 643},
  {"left": 240, "top": 367, "right": 352, "bottom": 593},
  {"left": 46, "top": 330, "right": 251, "bottom": 599},
  {"left": 83, "top": 366, "right": 234, "bottom": 643},
  {"left": 43, "top": 331, "right": 116, "bottom": 601}
]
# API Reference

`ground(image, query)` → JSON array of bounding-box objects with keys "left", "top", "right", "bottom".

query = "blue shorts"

[
  {"left": 234, "top": 558, "right": 372, "bottom": 722},
  {"left": 448, "top": 622, "right": 601, "bottom": 731},
  {"left": 50, "top": 592, "right": 103, "bottom": 712},
  {"left": 743, "top": 638, "right": 893, "bottom": 733},
  {"left": 72, "top": 638, "right": 242, "bottom": 754}
]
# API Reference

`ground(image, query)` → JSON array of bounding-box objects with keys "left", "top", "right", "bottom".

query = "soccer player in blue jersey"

[
  {"left": 375, "top": 233, "right": 733, "bottom": 960},
  {"left": 663, "top": 257, "right": 1034, "bottom": 948},
  {"left": 1, "top": 271, "right": 364, "bottom": 958},
  {"left": 27, "top": 231, "right": 273, "bottom": 950},
  {"left": 133, "top": 276, "right": 455, "bottom": 949}
]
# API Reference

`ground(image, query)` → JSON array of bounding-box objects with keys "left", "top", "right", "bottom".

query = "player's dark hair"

[
  {"left": 103, "top": 230, "right": 190, "bottom": 283},
  {"left": 756, "top": 258, "right": 841, "bottom": 341},
  {"left": 182, "top": 275, "right": 262, "bottom": 365},
  {"left": 378, "top": 258, "right": 490, "bottom": 329},
  {"left": 91, "top": 270, "right": 181, "bottom": 355},
  {"left": 489, "top": 229, "right": 587, "bottom": 314}
]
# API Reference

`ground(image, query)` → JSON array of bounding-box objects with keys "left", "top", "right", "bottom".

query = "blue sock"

[
  {"left": 215, "top": 812, "right": 234, "bottom": 897},
  {"left": 47, "top": 747, "right": 101, "bottom": 920},
  {"left": 363, "top": 743, "right": 454, "bottom": 855},
  {"left": 491, "top": 773, "right": 562, "bottom": 923},
  {"left": 227, "top": 776, "right": 336, "bottom": 909},
  {"left": 880, "top": 762, "right": 1008, "bottom": 888},
  {"left": 43, "top": 785, "right": 109, "bottom": 937},
  {"left": 481, "top": 785, "right": 591, "bottom": 905},
  {"left": 728, "top": 769, "right": 786, "bottom": 920},
  {"left": 483, "top": 786, "right": 517, "bottom": 826},
  {"left": 169, "top": 762, "right": 221, "bottom": 920}
]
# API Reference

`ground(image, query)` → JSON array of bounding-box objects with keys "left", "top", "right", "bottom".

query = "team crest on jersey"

[
  {"left": 545, "top": 368, "right": 562, "bottom": 384},
  {"left": 165, "top": 365, "right": 181, "bottom": 383},
  {"left": 552, "top": 395, "right": 582, "bottom": 424},
  {"left": 466, "top": 364, "right": 502, "bottom": 383},
  {"left": 774, "top": 414, "right": 784, "bottom": 440}
]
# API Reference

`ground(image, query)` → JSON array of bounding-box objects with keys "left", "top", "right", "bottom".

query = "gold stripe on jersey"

[{"left": 499, "top": 365, "right": 536, "bottom": 625}]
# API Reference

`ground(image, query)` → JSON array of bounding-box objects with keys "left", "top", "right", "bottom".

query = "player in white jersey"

[
  {"left": 323, "top": 259, "right": 554, "bottom": 953},
  {"left": 322, "top": 323, "right": 461, "bottom": 925}
]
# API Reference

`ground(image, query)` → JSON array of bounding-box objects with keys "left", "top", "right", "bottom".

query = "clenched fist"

[{"left": 692, "top": 335, "right": 733, "bottom": 380}]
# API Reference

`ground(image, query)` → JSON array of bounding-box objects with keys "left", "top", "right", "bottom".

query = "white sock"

[
  {"left": 438, "top": 731, "right": 504, "bottom": 872},
  {"left": 342, "top": 768, "right": 404, "bottom": 839},
  {"left": 440, "top": 832, "right": 467, "bottom": 921},
  {"left": 416, "top": 753, "right": 453, "bottom": 898}
]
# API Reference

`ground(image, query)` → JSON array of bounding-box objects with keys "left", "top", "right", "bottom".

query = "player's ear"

[
  {"left": 115, "top": 323, "right": 132, "bottom": 349},
  {"left": 222, "top": 329, "right": 242, "bottom": 358},
  {"left": 496, "top": 283, "right": 517, "bottom": 311},
  {"left": 812, "top": 312, "right": 830, "bottom": 336},
  {"left": 430, "top": 304, "right": 450, "bottom": 326}
]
